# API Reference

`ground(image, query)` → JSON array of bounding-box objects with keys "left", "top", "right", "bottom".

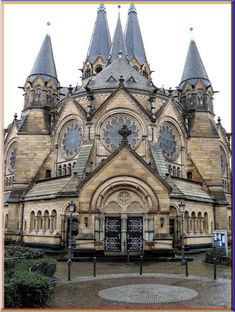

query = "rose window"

[
  {"left": 101, "top": 114, "right": 141, "bottom": 151},
  {"left": 62, "top": 122, "right": 83, "bottom": 157},
  {"left": 159, "top": 123, "right": 179, "bottom": 160}
]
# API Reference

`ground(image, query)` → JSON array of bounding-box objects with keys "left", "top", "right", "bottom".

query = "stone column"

[
  {"left": 42, "top": 216, "right": 47, "bottom": 232},
  {"left": 49, "top": 216, "right": 53, "bottom": 232}
]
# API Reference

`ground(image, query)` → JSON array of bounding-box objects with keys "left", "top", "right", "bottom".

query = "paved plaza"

[{"left": 48, "top": 255, "right": 231, "bottom": 308}]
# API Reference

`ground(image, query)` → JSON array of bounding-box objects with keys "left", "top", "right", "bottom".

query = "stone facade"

[{"left": 4, "top": 4, "right": 231, "bottom": 254}]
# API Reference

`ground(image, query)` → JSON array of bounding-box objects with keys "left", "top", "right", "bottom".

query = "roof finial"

[
  {"left": 189, "top": 27, "right": 194, "bottom": 41},
  {"left": 46, "top": 21, "right": 51, "bottom": 35}
]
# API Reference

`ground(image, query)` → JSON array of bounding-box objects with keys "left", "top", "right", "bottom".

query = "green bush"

[
  {"left": 205, "top": 247, "right": 230, "bottom": 266},
  {"left": 5, "top": 271, "right": 50, "bottom": 308},
  {"left": 4, "top": 256, "right": 57, "bottom": 308},
  {"left": 5, "top": 246, "right": 44, "bottom": 259}
]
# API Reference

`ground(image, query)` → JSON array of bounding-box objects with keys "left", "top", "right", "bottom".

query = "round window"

[
  {"left": 101, "top": 114, "right": 142, "bottom": 152},
  {"left": 159, "top": 123, "right": 179, "bottom": 160},
  {"left": 62, "top": 122, "right": 83, "bottom": 158}
]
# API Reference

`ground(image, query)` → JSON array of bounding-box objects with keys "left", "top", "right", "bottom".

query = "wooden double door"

[{"left": 104, "top": 216, "right": 143, "bottom": 252}]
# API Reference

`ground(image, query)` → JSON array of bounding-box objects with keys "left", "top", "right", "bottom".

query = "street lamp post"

[
  {"left": 67, "top": 200, "right": 76, "bottom": 281},
  {"left": 179, "top": 201, "right": 186, "bottom": 265}
]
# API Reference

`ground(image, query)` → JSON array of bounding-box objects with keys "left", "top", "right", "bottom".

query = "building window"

[
  {"left": 68, "top": 163, "right": 72, "bottom": 175},
  {"left": 30, "top": 211, "right": 35, "bottom": 232},
  {"left": 187, "top": 171, "right": 192, "bottom": 180},
  {"left": 95, "top": 65, "right": 103, "bottom": 73},
  {"left": 203, "top": 212, "right": 209, "bottom": 233},
  {"left": 45, "top": 170, "right": 51, "bottom": 178},
  {"left": 94, "top": 217, "right": 103, "bottom": 241},
  {"left": 145, "top": 218, "right": 154, "bottom": 242}
]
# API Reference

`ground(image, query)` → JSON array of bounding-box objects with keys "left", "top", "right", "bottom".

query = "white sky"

[{"left": 3, "top": 2, "right": 231, "bottom": 131}]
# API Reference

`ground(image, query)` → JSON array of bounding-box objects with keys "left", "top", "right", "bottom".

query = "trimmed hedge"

[
  {"left": 205, "top": 247, "right": 231, "bottom": 266},
  {"left": 5, "top": 246, "right": 44, "bottom": 259},
  {"left": 4, "top": 255, "right": 57, "bottom": 308},
  {"left": 5, "top": 271, "right": 50, "bottom": 308}
]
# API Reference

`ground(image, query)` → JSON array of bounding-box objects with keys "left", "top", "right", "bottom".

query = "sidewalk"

[{"left": 48, "top": 255, "right": 231, "bottom": 308}]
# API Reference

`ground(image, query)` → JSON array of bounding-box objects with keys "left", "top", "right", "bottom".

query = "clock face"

[
  {"left": 159, "top": 123, "right": 179, "bottom": 160},
  {"left": 62, "top": 122, "right": 83, "bottom": 157},
  {"left": 101, "top": 114, "right": 142, "bottom": 151}
]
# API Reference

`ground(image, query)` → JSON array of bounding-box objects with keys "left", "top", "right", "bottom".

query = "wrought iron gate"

[
  {"left": 105, "top": 217, "right": 121, "bottom": 252},
  {"left": 127, "top": 216, "right": 143, "bottom": 251}
]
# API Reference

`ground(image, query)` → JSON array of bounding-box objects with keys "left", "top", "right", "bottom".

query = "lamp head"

[{"left": 68, "top": 200, "right": 76, "bottom": 213}]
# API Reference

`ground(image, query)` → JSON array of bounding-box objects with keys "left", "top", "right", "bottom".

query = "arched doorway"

[{"left": 91, "top": 176, "right": 158, "bottom": 253}]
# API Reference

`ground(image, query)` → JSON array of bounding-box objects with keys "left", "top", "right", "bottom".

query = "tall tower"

[
  {"left": 179, "top": 32, "right": 228, "bottom": 229},
  {"left": 7, "top": 34, "right": 59, "bottom": 235},
  {"left": 82, "top": 4, "right": 111, "bottom": 80},
  {"left": 124, "top": 4, "right": 151, "bottom": 78}
]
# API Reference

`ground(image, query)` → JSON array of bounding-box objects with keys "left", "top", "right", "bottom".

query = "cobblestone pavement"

[{"left": 48, "top": 255, "right": 231, "bottom": 308}]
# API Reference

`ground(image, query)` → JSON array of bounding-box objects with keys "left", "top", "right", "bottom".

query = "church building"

[{"left": 4, "top": 4, "right": 231, "bottom": 254}]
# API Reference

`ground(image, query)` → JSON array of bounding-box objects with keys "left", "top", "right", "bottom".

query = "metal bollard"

[
  {"left": 185, "top": 257, "right": 188, "bottom": 277},
  {"left": 140, "top": 255, "right": 143, "bottom": 275},
  {"left": 93, "top": 256, "right": 96, "bottom": 277},
  {"left": 67, "top": 258, "right": 72, "bottom": 281},
  {"left": 127, "top": 250, "right": 130, "bottom": 265},
  {"left": 213, "top": 257, "right": 217, "bottom": 280}
]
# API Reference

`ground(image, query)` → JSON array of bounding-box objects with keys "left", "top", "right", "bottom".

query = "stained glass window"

[
  {"left": 8, "top": 144, "right": 17, "bottom": 173},
  {"left": 62, "top": 122, "right": 83, "bottom": 157},
  {"left": 159, "top": 124, "right": 178, "bottom": 160},
  {"left": 101, "top": 114, "right": 141, "bottom": 151}
]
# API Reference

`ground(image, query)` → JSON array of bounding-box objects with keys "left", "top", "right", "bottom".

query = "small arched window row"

[
  {"left": 57, "top": 162, "right": 76, "bottom": 176},
  {"left": 183, "top": 211, "right": 209, "bottom": 234},
  {"left": 5, "top": 175, "right": 15, "bottom": 187},
  {"left": 29, "top": 210, "right": 57, "bottom": 233},
  {"left": 168, "top": 165, "right": 181, "bottom": 177}
]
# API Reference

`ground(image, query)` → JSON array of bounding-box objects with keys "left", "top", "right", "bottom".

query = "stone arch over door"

[{"left": 90, "top": 176, "right": 159, "bottom": 213}]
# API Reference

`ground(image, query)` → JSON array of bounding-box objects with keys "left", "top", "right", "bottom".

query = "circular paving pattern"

[{"left": 99, "top": 284, "right": 198, "bottom": 304}]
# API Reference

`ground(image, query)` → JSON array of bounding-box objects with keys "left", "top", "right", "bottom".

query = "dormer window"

[{"left": 95, "top": 65, "right": 103, "bottom": 73}]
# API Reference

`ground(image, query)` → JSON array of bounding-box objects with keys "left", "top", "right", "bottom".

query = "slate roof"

[
  {"left": 25, "top": 177, "right": 70, "bottom": 199},
  {"left": 82, "top": 55, "right": 154, "bottom": 92},
  {"left": 150, "top": 143, "right": 168, "bottom": 177},
  {"left": 109, "top": 13, "right": 127, "bottom": 61},
  {"left": 170, "top": 177, "right": 214, "bottom": 203},
  {"left": 179, "top": 39, "right": 211, "bottom": 89},
  {"left": 28, "top": 34, "right": 58, "bottom": 83},
  {"left": 72, "top": 143, "right": 93, "bottom": 181},
  {"left": 124, "top": 4, "right": 147, "bottom": 65},
  {"left": 87, "top": 4, "right": 111, "bottom": 63}
]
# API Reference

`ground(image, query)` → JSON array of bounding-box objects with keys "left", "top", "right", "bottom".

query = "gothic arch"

[{"left": 90, "top": 176, "right": 159, "bottom": 213}]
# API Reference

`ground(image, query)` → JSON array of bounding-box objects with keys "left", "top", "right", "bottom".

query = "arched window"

[
  {"left": 30, "top": 211, "right": 35, "bottom": 232},
  {"left": 43, "top": 210, "right": 49, "bottom": 231},
  {"left": 68, "top": 163, "right": 72, "bottom": 175},
  {"left": 168, "top": 165, "right": 172, "bottom": 175},
  {"left": 191, "top": 212, "right": 197, "bottom": 233},
  {"left": 173, "top": 166, "right": 176, "bottom": 176},
  {"left": 63, "top": 164, "right": 67, "bottom": 175},
  {"left": 45, "top": 170, "right": 51, "bottom": 178},
  {"left": 51, "top": 210, "right": 57, "bottom": 232},
  {"left": 198, "top": 212, "right": 203, "bottom": 233},
  {"left": 36, "top": 211, "right": 42, "bottom": 231},
  {"left": 58, "top": 165, "right": 62, "bottom": 176},
  {"left": 177, "top": 167, "right": 180, "bottom": 177},
  {"left": 184, "top": 211, "right": 190, "bottom": 233},
  {"left": 187, "top": 171, "right": 192, "bottom": 180},
  {"left": 203, "top": 212, "right": 208, "bottom": 233}
]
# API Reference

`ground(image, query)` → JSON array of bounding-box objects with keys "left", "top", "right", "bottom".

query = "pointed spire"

[
  {"left": 180, "top": 33, "right": 210, "bottom": 88},
  {"left": 86, "top": 3, "right": 111, "bottom": 63},
  {"left": 28, "top": 34, "right": 58, "bottom": 83},
  {"left": 124, "top": 3, "right": 147, "bottom": 65},
  {"left": 109, "top": 7, "right": 127, "bottom": 61}
]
